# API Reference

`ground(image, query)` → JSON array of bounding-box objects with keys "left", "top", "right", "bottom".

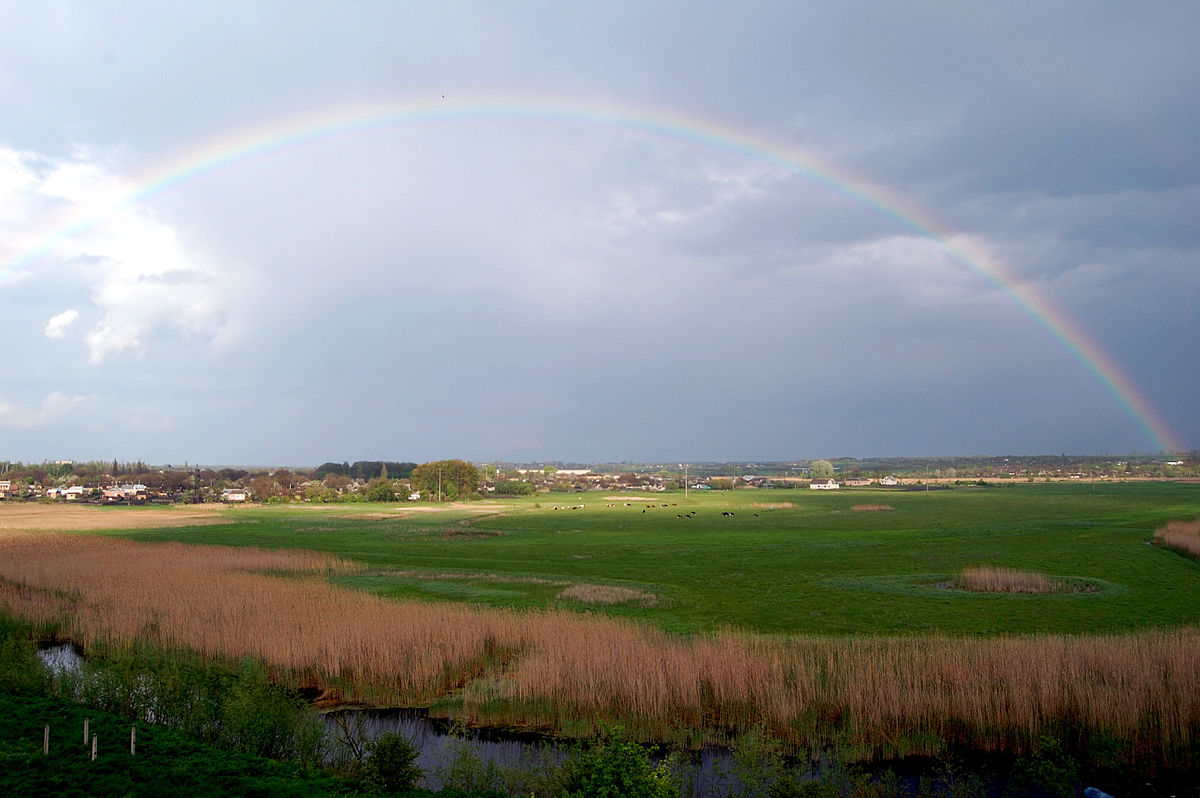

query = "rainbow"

[{"left": 4, "top": 93, "right": 1183, "bottom": 452}]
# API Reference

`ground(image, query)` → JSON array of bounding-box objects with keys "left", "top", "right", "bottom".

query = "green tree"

[
  {"left": 364, "top": 477, "right": 397, "bottom": 502},
  {"left": 410, "top": 460, "right": 480, "bottom": 501},
  {"left": 810, "top": 460, "right": 835, "bottom": 479}
]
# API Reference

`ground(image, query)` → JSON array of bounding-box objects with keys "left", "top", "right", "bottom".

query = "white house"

[
  {"left": 810, "top": 479, "right": 840, "bottom": 490},
  {"left": 221, "top": 488, "right": 248, "bottom": 502},
  {"left": 880, "top": 476, "right": 899, "bottom": 486}
]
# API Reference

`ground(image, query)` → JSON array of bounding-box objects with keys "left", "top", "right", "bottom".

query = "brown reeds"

[
  {"left": 1155, "top": 517, "right": 1200, "bottom": 561},
  {"left": 556, "top": 584, "right": 657, "bottom": 606},
  {"left": 850, "top": 504, "right": 894, "bottom": 512},
  {"left": 1, "top": 531, "right": 1198, "bottom": 762},
  {"left": 953, "top": 564, "right": 1074, "bottom": 594}
]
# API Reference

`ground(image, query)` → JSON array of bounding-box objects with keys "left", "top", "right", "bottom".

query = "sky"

[{"left": 1, "top": 1, "right": 1197, "bottom": 465}]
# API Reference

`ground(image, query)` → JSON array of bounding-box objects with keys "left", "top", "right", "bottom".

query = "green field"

[{"left": 113, "top": 481, "right": 1200, "bottom": 637}]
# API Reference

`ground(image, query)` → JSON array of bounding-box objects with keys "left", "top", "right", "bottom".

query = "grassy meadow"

[
  {"left": 110, "top": 481, "right": 1200, "bottom": 636},
  {"left": 3, "top": 480, "right": 1200, "bottom": 772}
]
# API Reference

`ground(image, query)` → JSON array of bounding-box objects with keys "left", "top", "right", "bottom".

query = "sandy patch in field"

[{"left": 0, "top": 504, "right": 232, "bottom": 531}]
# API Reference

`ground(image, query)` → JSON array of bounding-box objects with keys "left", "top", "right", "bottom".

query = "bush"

[
  {"left": 0, "top": 614, "right": 46, "bottom": 696},
  {"left": 366, "top": 731, "right": 422, "bottom": 793},
  {"left": 220, "top": 660, "right": 305, "bottom": 758},
  {"left": 562, "top": 728, "right": 678, "bottom": 798},
  {"left": 1008, "top": 736, "right": 1077, "bottom": 797}
]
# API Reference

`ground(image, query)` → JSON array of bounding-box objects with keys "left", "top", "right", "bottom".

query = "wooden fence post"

[
  {"left": 130, "top": 725, "right": 136, "bottom": 756},
  {"left": 83, "top": 718, "right": 89, "bottom": 745},
  {"left": 91, "top": 733, "right": 97, "bottom": 761},
  {"left": 43, "top": 725, "right": 49, "bottom": 755}
]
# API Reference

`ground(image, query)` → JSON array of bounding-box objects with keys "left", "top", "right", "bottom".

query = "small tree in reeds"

[{"left": 954, "top": 564, "right": 1062, "bottom": 594}]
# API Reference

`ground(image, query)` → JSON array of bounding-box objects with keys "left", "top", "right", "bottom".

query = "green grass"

[
  {"left": 0, "top": 692, "right": 354, "bottom": 797},
  {"left": 112, "top": 482, "right": 1200, "bottom": 636}
]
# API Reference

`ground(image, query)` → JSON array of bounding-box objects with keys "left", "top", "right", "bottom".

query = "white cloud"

[
  {"left": 44, "top": 309, "right": 79, "bottom": 338},
  {"left": 0, "top": 392, "right": 89, "bottom": 429},
  {"left": 0, "top": 144, "right": 234, "bottom": 363}
]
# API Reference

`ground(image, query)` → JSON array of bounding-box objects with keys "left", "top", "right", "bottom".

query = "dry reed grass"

[
  {"left": 953, "top": 564, "right": 1073, "bottom": 594},
  {"left": 1155, "top": 518, "right": 1200, "bottom": 560},
  {"left": 851, "top": 504, "right": 894, "bottom": 512},
  {"left": 556, "top": 584, "right": 657, "bottom": 606},
  {"left": 1, "top": 531, "right": 1198, "bottom": 761}
]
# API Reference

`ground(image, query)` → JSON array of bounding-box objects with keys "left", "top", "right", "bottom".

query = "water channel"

[{"left": 38, "top": 643, "right": 747, "bottom": 795}]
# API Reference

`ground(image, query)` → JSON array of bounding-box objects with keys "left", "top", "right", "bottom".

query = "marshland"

[{"left": 2, "top": 480, "right": 1200, "bottom": 794}]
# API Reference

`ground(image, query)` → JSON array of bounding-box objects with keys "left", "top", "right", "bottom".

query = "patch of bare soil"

[
  {"left": 0, "top": 504, "right": 232, "bottom": 531},
  {"left": 751, "top": 501, "right": 794, "bottom": 509}
]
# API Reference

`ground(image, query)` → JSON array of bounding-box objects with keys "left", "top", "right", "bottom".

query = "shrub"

[
  {"left": 1008, "top": 736, "right": 1077, "bottom": 797},
  {"left": 219, "top": 658, "right": 311, "bottom": 760},
  {"left": 0, "top": 614, "right": 45, "bottom": 695},
  {"left": 367, "top": 731, "right": 423, "bottom": 793},
  {"left": 562, "top": 728, "right": 678, "bottom": 798}
]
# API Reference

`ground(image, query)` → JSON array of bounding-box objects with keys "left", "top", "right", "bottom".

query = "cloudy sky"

[{"left": 2, "top": 2, "right": 1197, "bottom": 465}]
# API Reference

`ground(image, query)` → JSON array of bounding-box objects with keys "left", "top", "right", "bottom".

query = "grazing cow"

[{"left": 677, "top": 514, "right": 683, "bottom": 519}]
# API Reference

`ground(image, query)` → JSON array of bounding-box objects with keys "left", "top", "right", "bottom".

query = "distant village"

[{"left": 0, "top": 453, "right": 1193, "bottom": 505}]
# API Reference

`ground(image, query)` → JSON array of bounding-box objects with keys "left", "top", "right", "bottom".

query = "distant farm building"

[
  {"left": 810, "top": 479, "right": 841, "bottom": 490},
  {"left": 221, "top": 488, "right": 248, "bottom": 502},
  {"left": 880, "top": 476, "right": 899, "bottom": 486},
  {"left": 844, "top": 478, "right": 872, "bottom": 487}
]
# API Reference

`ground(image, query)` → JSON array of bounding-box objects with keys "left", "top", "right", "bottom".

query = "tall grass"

[
  {"left": 954, "top": 565, "right": 1065, "bottom": 594},
  {"left": 1, "top": 531, "right": 1198, "bottom": 764},
  {"left": 1155, "top": 518, "right": 1200, "bottom": 561}
]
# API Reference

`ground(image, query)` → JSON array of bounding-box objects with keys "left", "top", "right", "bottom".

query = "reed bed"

[
  {"left": 556, "top": 584, "right": 657, "bottom": 606},
  {"left": 2, "top": 531, "right": 1198, "bottom": 762},
  {"left": 953, "top": 564, "right": 1071, "bottom": 594},
  {"left": 1155, "top": 517, "right": 1200, "bottom": 561}
]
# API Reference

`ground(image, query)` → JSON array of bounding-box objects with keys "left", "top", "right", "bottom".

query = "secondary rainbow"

[{"left": 5, "top": 94, "right": 1182, "bottom": 452}]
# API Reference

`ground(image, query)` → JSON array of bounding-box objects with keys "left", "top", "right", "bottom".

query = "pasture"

[{"left": 108, "top": 481, "right": 1200, "bottom": 636}]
